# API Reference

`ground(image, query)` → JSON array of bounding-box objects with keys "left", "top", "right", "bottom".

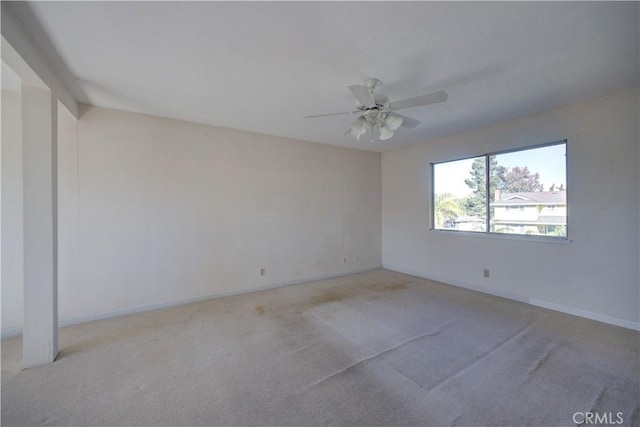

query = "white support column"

[{"left": 21, "top": 84, "right": 58, "bottom": 368}]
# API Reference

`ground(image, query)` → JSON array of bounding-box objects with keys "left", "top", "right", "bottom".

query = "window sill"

[{"left": 428, "top": 228, "right": 572, "bottom": 244}]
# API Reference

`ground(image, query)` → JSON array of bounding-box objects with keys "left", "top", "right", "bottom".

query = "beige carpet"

[{"left": 2, "top": 269, "right": 639, "bottom": 426}]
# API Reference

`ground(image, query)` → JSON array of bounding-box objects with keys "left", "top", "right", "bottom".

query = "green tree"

[
  {"left": 464, "top": 159, "right": 544, "bottom": 209},
  {"left": 463, "top": 157, "right": 506, "bottom": 216},
  {"left": 548, "top": 225, "right": 567, "bottom": 237},
  {"left": 502, "top": 166, "right": 543, "bottom": 192},
  {"left": 434, "top": 193, "right": 463, "bottom": 228}
]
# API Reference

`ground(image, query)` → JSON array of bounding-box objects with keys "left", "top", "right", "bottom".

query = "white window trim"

[{"left": 430, "top": 139, "right": 569, "bottom": 242}]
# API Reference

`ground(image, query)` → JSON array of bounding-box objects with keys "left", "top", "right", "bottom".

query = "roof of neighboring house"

[
  {"left": 494, "top": 216, "right": 566, "bottom": 225},
  {"left": 492, "top": 190, "right": 566, "bottom": 206}
]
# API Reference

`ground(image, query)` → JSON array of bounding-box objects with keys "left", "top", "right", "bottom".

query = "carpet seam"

[
  {"left": 422, "top": 315, "right": 547, "bottom": 395},
  {"left": 302, "top": 320, "right": 457, "bottom": 390}
]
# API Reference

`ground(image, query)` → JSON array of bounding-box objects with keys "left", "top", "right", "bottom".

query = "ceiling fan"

[{"left": 304, "top": 78, "right": 447, "bottom": 142}]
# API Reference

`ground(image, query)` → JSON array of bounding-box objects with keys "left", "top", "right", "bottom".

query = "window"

[{"left": 432, "top": 141, "right": 567, "bottom": 239}]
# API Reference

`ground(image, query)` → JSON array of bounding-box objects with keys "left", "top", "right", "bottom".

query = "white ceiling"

[{"left": 8, "top": 1, "right": 639, "bottom": 152}]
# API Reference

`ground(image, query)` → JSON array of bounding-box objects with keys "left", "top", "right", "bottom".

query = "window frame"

[{"left": 430, "top": 139, "right": 568, "bottom": 241}]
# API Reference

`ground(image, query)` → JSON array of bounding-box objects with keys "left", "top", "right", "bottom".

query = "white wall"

[
  {"left": 5, "top": 90, "right": 636, "bottom": 334},
  {"left": 3, "top": 103, "right": 381, "bottom": 335},
  {"left": 51, "top": 106, "right": 380, "bottom": 324},
  {"left": 382, "top": 89, "right": 639, "bottom": 328}
]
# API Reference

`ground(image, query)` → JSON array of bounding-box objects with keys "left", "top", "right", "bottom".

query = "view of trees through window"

[{"left": 433, "top": 142, "right": 567, "bottom": 238}]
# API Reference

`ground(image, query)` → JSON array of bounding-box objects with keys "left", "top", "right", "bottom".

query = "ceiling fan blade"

[
  {"left": 389, "top": 90, "right": 448, "bottom": 111},
  {"left": 395, "top": 113, "right": 421, "bottom": 128},
  {"left": 348, "top": 85, "right": 375, "bottom": 106},
  {"left": 304, "top": 112, "right": 353, "bottom": 119}
]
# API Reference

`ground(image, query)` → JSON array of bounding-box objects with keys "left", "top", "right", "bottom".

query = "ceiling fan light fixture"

[
  {"left": 378, "top": 126, "right": 395, "bottom": 141},
  {"left": 346, "top": 116, "right": 368, "bottom": 141},
  {"left": 383, "top": 113, "right": 403, "bottom": 132}
]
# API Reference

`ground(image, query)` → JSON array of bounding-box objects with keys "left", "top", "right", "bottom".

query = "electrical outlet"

[
  {"left": 343, "top": 257, "right": 348, "bottom": 264},
  {"left": 483, "top": 269, "right": 490, "bottom": 278},
  {"left": 260, "top": 268, "right": 266, "bottom": 276}
]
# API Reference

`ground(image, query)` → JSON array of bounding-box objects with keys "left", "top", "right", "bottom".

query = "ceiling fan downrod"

[{"left": 364, "top": 78, "right": 382, "bottom": 93}]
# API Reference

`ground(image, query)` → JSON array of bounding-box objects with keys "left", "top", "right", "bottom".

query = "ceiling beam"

[{"left": 1, "top": 3, "right": 78, "bottom": 117}]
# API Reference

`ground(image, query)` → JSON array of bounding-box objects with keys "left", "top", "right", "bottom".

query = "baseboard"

[
  {"left": 1, "top": 265, "right": 382, "bottom": 339},
  {"left": 382, "top": 264, "right": 529, "bottom": 303},
  {"left": 1, "top": 326, "right": 23, "bottom": 339},
  {"left": 529, "top": 299, "right": 640, "bottom": 331},
  {"left": 383, "top": 264, "right": 640, "bottom": 331}
]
